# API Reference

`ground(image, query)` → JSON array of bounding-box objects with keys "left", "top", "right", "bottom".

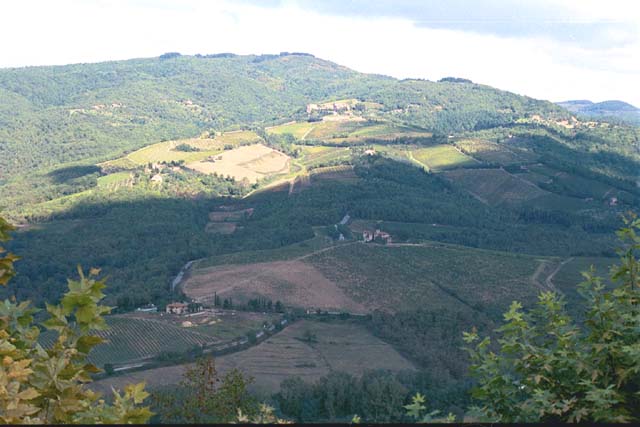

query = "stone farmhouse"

[
  {"left": 362, "top": 229, "right": 392, "bottom": 244},
  {"left": 166, "top": 302, "right": 189, "bottom": 315}
]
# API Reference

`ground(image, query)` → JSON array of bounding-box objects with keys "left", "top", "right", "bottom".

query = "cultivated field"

[
  {"left": 309, "top": 165, "right": 359, "bottom": 183},
  {"left": 523, "top": 164, "right": 613, "bottom": 200},
  {"left": 96, "top": 171, "right": 132, "bottom": 188},
  {"left": 39, "top": 310, "right": 280, "bottom": 368},
  {"left": 409, "top": 144, "right": 478, "bottom": 171},
  {"left": 90, "top": 319, "right": 415, "bottom": 395},
  {"left": 183, "top": 257, "right": 367, "bottom": 314},
  {"left": 295, "top": 145, "right": 352, "bottom": 168},
  {"left": 40, "top": 316, "right": 216, "bottom": 367},
  {"left": 269, "top": 117, "right": 431, "bottom": 143},
  {"left": 307, "top": 242, "right": 544, "bottom": 317},
  {"left": 186, "top": 238, "right": 548, "bottom": 318},
  {"left": 186, "top": 144, "right": 290, "bottom": 183},
  {"left": 443, "top": 168, "right": 548, "bottom": 205},
  {"left": 205, "top": 207, "right": 254, "bottom": 234},
  {"left": 454, "top": 139, "right": 533, "bottom": 165},
  {"left": 100, "top": 131, "right": 262, "bottom": 168}
]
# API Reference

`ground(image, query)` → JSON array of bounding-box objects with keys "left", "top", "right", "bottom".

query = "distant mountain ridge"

[{"left": 557, "top": 99, "right": 640, "bottom": 125}]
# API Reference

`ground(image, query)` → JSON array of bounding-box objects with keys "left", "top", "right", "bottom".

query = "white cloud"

[{"left": 1, "top": 0, "right": 638, "bottom": 105}]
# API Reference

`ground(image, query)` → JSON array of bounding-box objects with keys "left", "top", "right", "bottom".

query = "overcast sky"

[{"left": 2, "top": 0, "right": 639, "bottom": 105}]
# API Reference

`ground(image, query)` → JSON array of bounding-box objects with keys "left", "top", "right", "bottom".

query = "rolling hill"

[
  {"left": 2, "top": 53, "right": 640, "bottom": 404},
  {"left": 557, "top": 99, "right": 640, "bottom": 125},
  {"left": 0, "top": 52, "right": 568, "bottom": 181}
]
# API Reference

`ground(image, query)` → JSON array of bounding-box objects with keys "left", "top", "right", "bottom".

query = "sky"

[{"left": 1, "top": 0, "right": 639, "bottom": 105}]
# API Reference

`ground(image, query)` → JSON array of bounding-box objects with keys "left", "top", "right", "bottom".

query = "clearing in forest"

[{"left": 205, "top": 207, "right": 254, "bottom": 234}]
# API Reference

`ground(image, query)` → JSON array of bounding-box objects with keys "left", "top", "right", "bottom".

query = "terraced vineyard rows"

[{"left": 40, "top": 317, "right": 217, "bottom": 367}]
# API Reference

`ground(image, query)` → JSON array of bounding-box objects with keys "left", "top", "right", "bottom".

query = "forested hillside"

[{"left": 0, "top": 52, "right": 568, "bottom": 181}]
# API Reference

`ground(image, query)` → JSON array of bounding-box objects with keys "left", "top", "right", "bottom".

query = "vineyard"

[
  {"left": 409, "top": 144, "right": 478, "bottom": 171},
  {"left": 40, "top": 316, "right": 216, "bottom": 367},
  {"left": 306, "top": 241, "right": 545, "bottom": 316},
  {"left": 309, "top": 165, "right": 358, "bottom": 182},
  {"left": 269, "top": 116, "right": 431, "bottom": 144},
  {"left": 296, "top": 145, "right": 352, "bottom": 168},
  {"left": 443, "top": 168, "right": 547, "bottom": 205},
  {"left": 454, "top": 139, "right": 531, "bottom": 164},
  {"left": 91, "top": 319, "right": 415, "bottom": 394}
]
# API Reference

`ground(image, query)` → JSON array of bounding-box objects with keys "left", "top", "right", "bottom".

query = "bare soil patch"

[
  {"left": 183, "top": 260, "right": 367, "bottom": 314},
  {"left": 186, "top": 144, "right": 290, "bottom": 183}
]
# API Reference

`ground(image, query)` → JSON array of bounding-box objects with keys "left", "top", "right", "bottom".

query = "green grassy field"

[
  {"left": 269, "top": 121, "right": 316, "bottom": 139},
  {"left": 190, "top": 312, "right": 281, "bottom": 341},
  {"left": 97, "top": 171, "right": 132, "bottom": 188},
  {"left": 409, "top": 144, "right": 478, "bottom": 171},
  {"left": 295, "top": 145, "right": 352, "bottom": 168}
]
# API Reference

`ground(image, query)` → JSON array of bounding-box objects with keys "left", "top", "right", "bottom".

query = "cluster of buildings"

[
  {"left": 362, "top": 229, "right": 392, "bottom": 244},
  {"left": 306, "top": 99, "right": 358, "bottom": 114},
  {"left": 164, "top": 302, "right": 205, "bottom": 315}
]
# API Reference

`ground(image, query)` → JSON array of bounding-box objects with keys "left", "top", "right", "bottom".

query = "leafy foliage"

[
  {"left": 464, "top": 214, "right": 640, "bottom": 422},
  {"left": 0, "top": 216, "right": 152, "bottom": 424},
  {"left": 151, "top": 356, "right": 257, "bottom": 423},
  {"left": 0, "top": 217, "right": 18, "bottom": 287},
  {"left": 276, "top": 370, "right": 410, "bottom": 423},
  {"left": 403, "top": 392, "right": 455, "bottom": 423}
]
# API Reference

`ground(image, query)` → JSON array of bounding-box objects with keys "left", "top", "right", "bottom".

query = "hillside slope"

[{"left": 0, "top": 52, "right": 568, "bottom": 180}]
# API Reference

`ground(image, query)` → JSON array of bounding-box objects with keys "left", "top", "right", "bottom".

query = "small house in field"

[
  {"left": 166, "top": 302, "right": 188, "bottom": 315},
  {"left": 150, "top": 174, "right": 163, "bottom": 184}
]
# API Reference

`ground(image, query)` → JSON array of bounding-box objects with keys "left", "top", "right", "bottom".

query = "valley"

[{"left": 0, "top": 52, "right": 638, "bottom": 420}]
